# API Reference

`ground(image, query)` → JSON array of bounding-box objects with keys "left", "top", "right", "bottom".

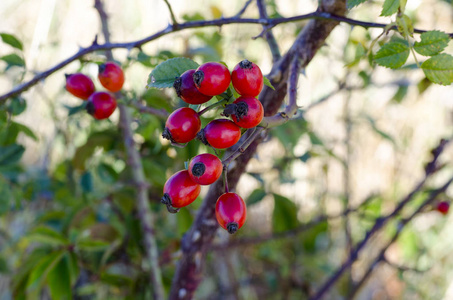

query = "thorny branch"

[{"left": 1, "top": 10, "right": 450, "bottom": 103}]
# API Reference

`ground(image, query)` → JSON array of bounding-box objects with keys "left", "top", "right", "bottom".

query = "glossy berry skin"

[
  {"left": 188, "top": 153, "right": 223, "bottom": 185},
  {"left": 98, "top": 62, "right": 125, "bottom": 92},
  {"left": 228, "top": 96, "right": 264, "bottom": 128},
  {"left": 199, "top": 119, "right": 241, "bottom": 149},
  {"left": 162, "top": 108, "right": 201, "bottom": 144},
  {"left": 86, "top": 91, "right": 117, "bottom": 120},
  {"left": 231, "top": 59, "right": 263, "bottom": 97},
  {"left": 162, "top": 170, "right": 201, "bottom": 211},
  {"left": 215, "top": 193, "right": 247, "bottom": 234},
  {"left": 65, "top": 73, "right": 95, "bottom": 100},
  {"left": 437, "top": 201, "right": 450, "bottom": 215},
  {"left": 193, "top": 62, "right": 231, "bottom": 96},
  {"left": 174, "top": 69, "right": 212, "bottom": 104}
]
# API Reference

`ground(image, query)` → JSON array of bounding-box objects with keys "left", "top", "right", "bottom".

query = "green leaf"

[
  {"left": 414, "top": 31, "right": 451, "bottom": 56},
  {"left": 72, "top": 131, "right": 118, "bottom": 171},
  {"left": 27, "top": 226, "right": 70, "bottom": 246},
  {"left": 47, "top": 254, "right": 72, "bottom": 300},
  {"left": 65, "top": 102, "right": 87, "bottom": 116},
  {"left": 392, "top": 85, "right": 408, "bottom": 103},
  {"left": 417, "top": 77, "right": 432, "bottom": 94},
  {"left": 12, "top": 122, "right": 38, "bottom": 141},
  {"left": 100, "top": 272, "right": 133, "bottom": 287},
  {"left": 97, "top": 163, "right": 118, "bottom": 184},
  {"left": 26, "top": 250, "right": 65, "bottom": 293},
  {"left": 381, "top": 0, "right": 400, "bottom": 16},
  {"left": 80, "top": 171, "right": 93, "bottom": 193},
  {"left": 176, "top": 207, "right": 193, "bottom": 236},
  {"left": 76, "top": 239, "right": 110, "bottom": 252},
  {"left": 0, "top": 144, "right": 24, "bottom": 166},
  {"left": 1, "top": 53, "right": 25, "bottom": 68},
  {"left": 272, "top": 194, "right": 299, "bottom": 233},
  {"left": 374, "top": 41, "right": 410, "bottom": 69},
  {"left": 347, "top": 0, "right": 368, "bottom": 9},
  {"left": 247, "top": 189, "right": 266, "bottom": 205},
  {"left": 147, "top": 57, "right": 199, "bottom": 89},
  {"left": 8, "top": 96, "right": 27, "bottom": 115},
  {"left": 263, "top": 76, "right": 275, "bottom": 90},
  {"left": 0, "top": 33, "right": 23, "bottom": 50},
  {"left": 421, "top": 53, "right": 453, "bottom": 85},
  {"left": 396, "top": 14, "right": 413, "bottom": 37}
]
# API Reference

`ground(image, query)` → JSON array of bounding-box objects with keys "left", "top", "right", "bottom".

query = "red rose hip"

[
  {"left": 65, "top": 73, "right": 95, "bottom": 100},
  {"left": 162, "top": 107, "right": 201, "bottom": 144},
  {"left": 188, "top": 153, "right": 223, "bottom": 185},
  {"left": 86, "top": 91, "right": 117, "bottom": 120},
  {"left": 231, "top": 59, "right": 263, "bottom": 97},
  {"left": 193, "top": 62, "right": 231, "bottom": 96},
  {"left": 197, "top": 119, "right": 241, "bottom": 149},
  {"left": 174, "top": 69, "right": 212, "bottom": 104},
  {"left": 161, "top": 170, "right": 201, "bottom": 213},
  {"left": 224, "top": 96, "right": 264, "bottom": 128},
  {"left": 215, "top": 192, "right": 247, "bottom": 234},
  {"left": 437, "top": 201, "right": 450, "bottom": 215},
  {"left": 98, "top": 61, "right": 125, "bottom": 92}
]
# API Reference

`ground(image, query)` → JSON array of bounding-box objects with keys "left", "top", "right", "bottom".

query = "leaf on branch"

[
  {"left": 396, "top": 14, "right": 413, "bottom": 37},
  {"left": 147, "top": 57, "right": 199, "bottom": 89},
  {"left": 1, "top": 53, "right": 25, "bottom": 69},
  {"left": 0, "top": 33, "right": 23, "bottom": 50},
  {"left": 421, "top": 53, "right": 453, "bottom": 85},
  {"left": 374, "top": 41, "right": 409, "bottom": 69},
  {"left": 347, "top": 0, "right": 368, "bottom": 9},
  {"left": 380, "top": 0, "right": 400, "bottom": 16},
  {"left": 414, "top": 31, "right": 451, "bottom": 56},
  {"left": 247, "top": 188, "right": 266, "bottom": 205},
  {"left": 272, "top": 193, "right": 299, "bottom": 233},
  {"left": 263, "top": 76, "right": 275, "bottom": 90}
]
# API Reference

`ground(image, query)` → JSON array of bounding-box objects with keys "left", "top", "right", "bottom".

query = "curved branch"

[{"left": 1, "top": 11, "right": 448, "bottom": 103}]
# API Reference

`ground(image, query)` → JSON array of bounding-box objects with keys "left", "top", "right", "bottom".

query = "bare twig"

[
  {"left": 94, "top": 1, "right": 165, "bottom": 299},
  {"left": 163, "top": 0, "right": 178, "bottom": 27},
  {"left": 129, "top": 100, "right": 169, "bottom": 119},
  {"left": 1, "top": 11, "right": 449, "bottom": 103},
  {"left": 347, "top": 176, "right": 453, "bottom": 299},
  {"left": 211, "top": 195, "right": 376, "bottom": 250},
  {"left": 256, "top": 0, "right": 281, "bottom": 62},
  {"left": 222, "top": 127, "right": 264, "bottom": 166},
  {"left": 234, "top": 0, "right": 254, "bottom": 18},
  {"left": 261, "top": 57, "right": 301, "bottom": 127},
  {"left": 309, "top": 138, "right": 451, "bottom": 300}
]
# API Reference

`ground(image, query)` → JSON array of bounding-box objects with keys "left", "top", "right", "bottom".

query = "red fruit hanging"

[
  {"left": 188, "top": 153, "right": 223, "bottom": 185},
  {"left": 215, "top": 192, "right": 247, "bottom": 234},
  {"left": 231, "top": 59, "right": 263, "bottom": 97},
  {"left": 162, "top": 107, "right": 201, "bottom": 144},
  {"left": 437, "top": 201, "right": 450, "bottom": 215},
  {"left": 197, "top": 119, "right": 241, "bottom": 149},
  {"left": 193, "top": 62, "right": 231, "bottom": 96},
  {"left": 224, "top": 96, "right": 264, "bottom": 128},
  {"left": 174, "top": 69, "right": 212, "bottom": 104},
  {"left": 86, "top": 91, "right": 117, "bottom": 120},
  {"left": 65, "top": 73, "right": 95, "bottom": 100},
  {"left": 161, "top": 170, "right": 201, "bottom": 213},
  {"left": 98, "top": 61, "right": 125, "bottom": 92}
]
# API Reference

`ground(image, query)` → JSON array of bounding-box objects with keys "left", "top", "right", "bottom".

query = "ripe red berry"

[
  {"left": 98, "top": 62, "right": 125, "bottom": 92},
  {"left": 86, "top": 91, "right": 117, "bottom": 120},
  {"left": 197, "top": 119, "right": 241, "bottom": 149},
  {"left": 162, "top": 107, "right": 201, "bottom": 144},
  {"left": 231, "top": 59, "right": 263, "bottom": 97},
  {"left": 174, "top": 69, "right": 212, "bottom": 104},
  {"left": 161, "top": 170, "right": 201, "bottom": 213},
  {"left": 437, "top": 201, "right": 450, "bottom": 215},
  {"left": 193, "top": 62, "right": 231, "bottom": 96},
  {"left": 188, "top": 153, "right": 223, "bottom": 185},
  {"left": 224, "top": 96, "right": 264, "bottom": 128},
  {"left": 215, "top": 192, "right": 247, "bottom": 234},
  {"left": 65, "top": 73, "right": 95, "bottom": 100}
]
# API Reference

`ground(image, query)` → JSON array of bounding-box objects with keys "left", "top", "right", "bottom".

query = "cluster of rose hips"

[
  {"left": 161, "top": 60, "right": 264, "bottom": 234},
  {"left": 65, "top": 61, "right": 124, "bottom": 119}
]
